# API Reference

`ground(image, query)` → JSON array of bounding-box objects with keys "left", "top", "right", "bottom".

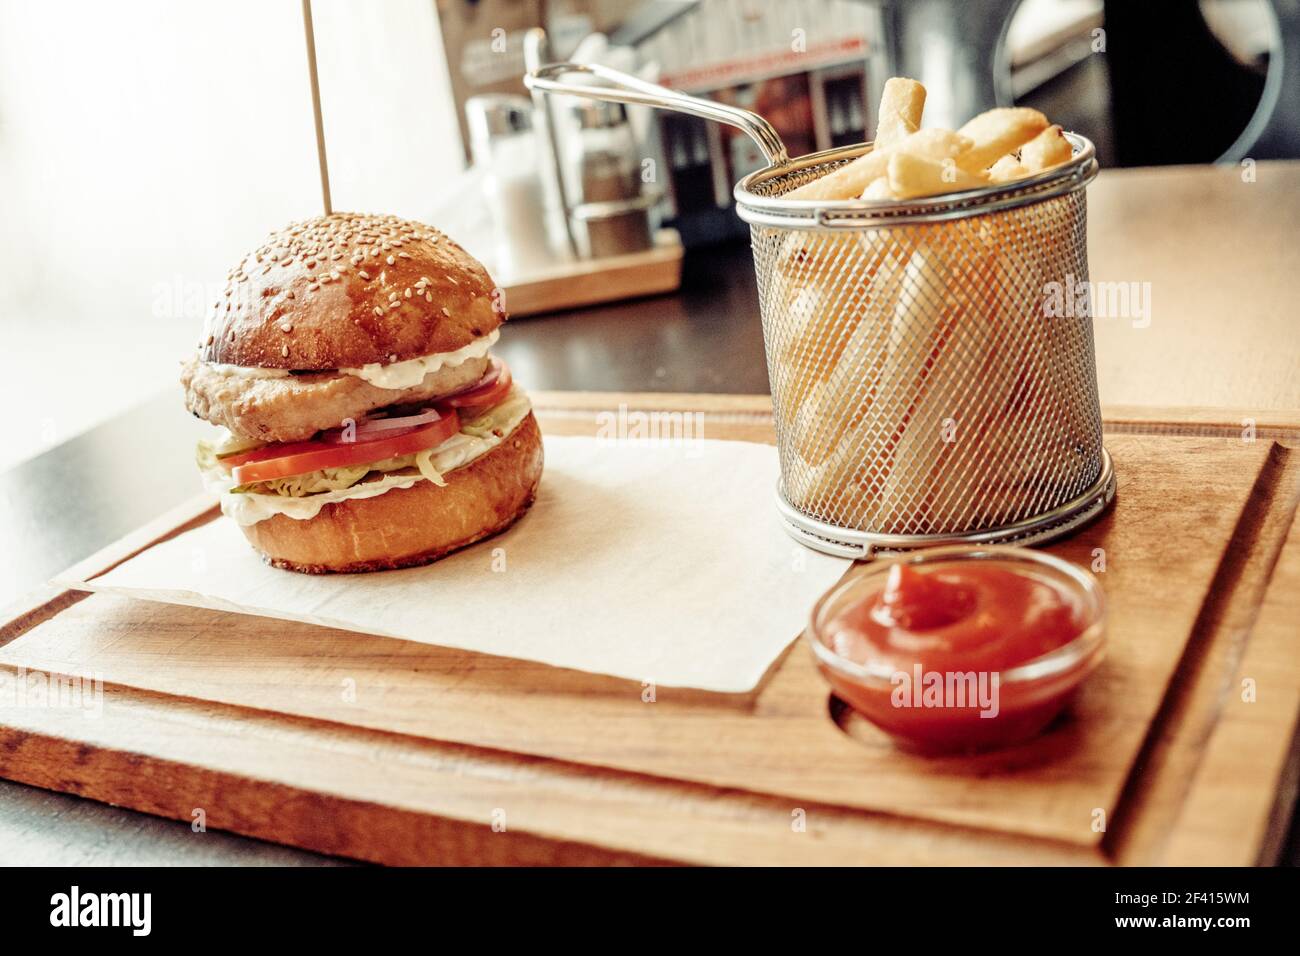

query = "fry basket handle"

[{"left": 524, "top": 61, "right": 790, "bottom": 169}]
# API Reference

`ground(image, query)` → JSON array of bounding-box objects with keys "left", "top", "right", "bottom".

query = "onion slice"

[{"left": 320, "top": 406, "right": 446, "bottom": 444}]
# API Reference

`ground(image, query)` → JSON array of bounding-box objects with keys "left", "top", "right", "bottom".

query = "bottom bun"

[{"left": 240, "top": 411, "right": 544, "bottom": 573}]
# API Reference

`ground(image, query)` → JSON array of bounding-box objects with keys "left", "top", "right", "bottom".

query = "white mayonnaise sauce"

[{"left": 203, "top": 329, "right": 499, "bottom": 388}]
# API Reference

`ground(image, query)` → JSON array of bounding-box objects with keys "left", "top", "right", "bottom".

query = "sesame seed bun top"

[{"left": 199, "top": 213, "right": 505, "bottom": 370}]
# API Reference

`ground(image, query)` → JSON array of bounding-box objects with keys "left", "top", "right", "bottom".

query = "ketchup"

[{"left": 809, "top": 552, "right": 1104, "bottom": 754}]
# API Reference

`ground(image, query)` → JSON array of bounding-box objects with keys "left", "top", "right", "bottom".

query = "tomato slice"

[
  {"left": 222, "top": 440, "right": 320, "bottom": 470},
  {"left": 229, "top": 407, "right": 461, "bottom": 484},
  {"left": 444, "top": 358, "right": 512, "bottom": 413}
]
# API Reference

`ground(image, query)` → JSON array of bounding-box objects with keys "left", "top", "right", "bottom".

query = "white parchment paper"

[{"left": 58, "top": 436, "right": 850, "bottom": 692}]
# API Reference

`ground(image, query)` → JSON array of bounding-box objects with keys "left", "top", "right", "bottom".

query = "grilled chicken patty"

[{"left": 182, "top": 354, "right": 490, "bottom": 443}]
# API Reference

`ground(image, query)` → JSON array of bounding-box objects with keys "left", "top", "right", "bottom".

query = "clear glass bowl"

[{"left": 805, "top": 545, "right": 1107, "bottom": 755}]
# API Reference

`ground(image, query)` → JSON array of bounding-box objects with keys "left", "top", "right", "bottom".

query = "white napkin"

[{"left": 60, "top": 436, "right": 850, "bottom": 692}]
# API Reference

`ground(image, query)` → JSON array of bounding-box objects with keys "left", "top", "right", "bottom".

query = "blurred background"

[{"left": 1, "top": 0, "right": 1295, "bottom": 473}]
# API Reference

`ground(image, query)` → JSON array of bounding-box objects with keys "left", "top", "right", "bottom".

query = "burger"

[{"left": 182, "top": 213, "right": 543, "bottom": 573}]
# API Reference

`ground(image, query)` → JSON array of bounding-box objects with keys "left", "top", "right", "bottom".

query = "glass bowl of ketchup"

[{"left": 805, "top": 545, "right": 1106, "bottom": 755}]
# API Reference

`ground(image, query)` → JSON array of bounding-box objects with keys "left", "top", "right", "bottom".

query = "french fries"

[
  {"left": 860, "top": 176, "right": 894, "bottom": 200},
  {"left": 873, "top": 77, "right": 926, "bottom": 148},
  {"left": 887, "top": 152, "right": 987, "bottom": 200},
  {"left": 775, "top": 76, "right": 1089, "bottom": 532},
  {"left": 787, "top": 83, "right": 1070, "bottom": 202},
  {"left": 988, "top": 154, "right": 1029, "bottom": 183},
  {"left": 771, "top": 230, "right": 908, "bottom": 468},
  {"left": 954, "top": 107, "right": 1050, "bottom": 172},
  {"left": 1020, "top": 124, "right": 1072, "bottom": 173},
  {"left": 785, "top": 127, "right": 971, "bottom": 202},
  {"left": 881, "top": 222, "right": 1062, "bottom": 531}
]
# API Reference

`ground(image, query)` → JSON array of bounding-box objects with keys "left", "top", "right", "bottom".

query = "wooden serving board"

[{"left": 1, "top": 393, "right": 1298, "bottom": 866}]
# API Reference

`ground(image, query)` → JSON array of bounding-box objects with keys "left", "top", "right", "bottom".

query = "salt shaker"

[
  {"left": 563, "top": 99, "right": 654, "bottom": 259},
  {"left": 464, "top": 94, "right": 567, "bottom": 276}
]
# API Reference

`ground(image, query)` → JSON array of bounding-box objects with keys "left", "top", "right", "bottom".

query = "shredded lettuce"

[
  {"left": 196, "top": 430, "right": 267, "bottom": 472},
  {"left": 414, "top": 448, "right": 447, "bottom": 487},
  {"left": 459, "top": 417, "right": 499, "bottom": 440},
  {"left": 458, "top": 402, "right": 512, "bottom": 440},
  {"left": 233, "top": 449, "right": 446, "bottom": 495},
  {"left": 231, "top": 464, "right": 371, "bottom": 496}
]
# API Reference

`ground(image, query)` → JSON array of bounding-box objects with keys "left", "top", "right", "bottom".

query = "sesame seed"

[
  {"left": 281, "top": 345, "right": 289, "bottom": 358},
  {"left": 386, "top": 255, "right": 396, "bottom": 265},
  {"left": 280, "top": 322, "right": 293, "bottom": 333},
  {"left": 440, "top": 306, "right": 450, "bottom": 317},
  {"left": 397, "top": 251, "right": 411, "bottom": 259},
  {"left": 404, "top": 288, "right": 412, "bottom": 298},
  {"left": 425, "top": 292, "right": 433, "bottom": 303},
  {"left": 373, "top": 306, "right": 384, "bottom": 316},
  {"left": 359, "top": 270, "right": 370, "bottom": 280}
]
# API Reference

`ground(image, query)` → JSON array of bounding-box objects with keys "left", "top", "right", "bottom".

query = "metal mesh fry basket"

[
  {"left": 525, "top": 62, "right": 1116, "bottom": 559},
  {"left": 735, "top": 137, "right": 1114, "bottom": 557}
]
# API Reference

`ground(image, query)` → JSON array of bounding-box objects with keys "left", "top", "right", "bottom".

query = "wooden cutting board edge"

[
  {"left": 1102, "top": 439, "right": 1300, "bottom": 865},
  {"left": 2, "top": 395, "right": 1297, "bottom": 865}
]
